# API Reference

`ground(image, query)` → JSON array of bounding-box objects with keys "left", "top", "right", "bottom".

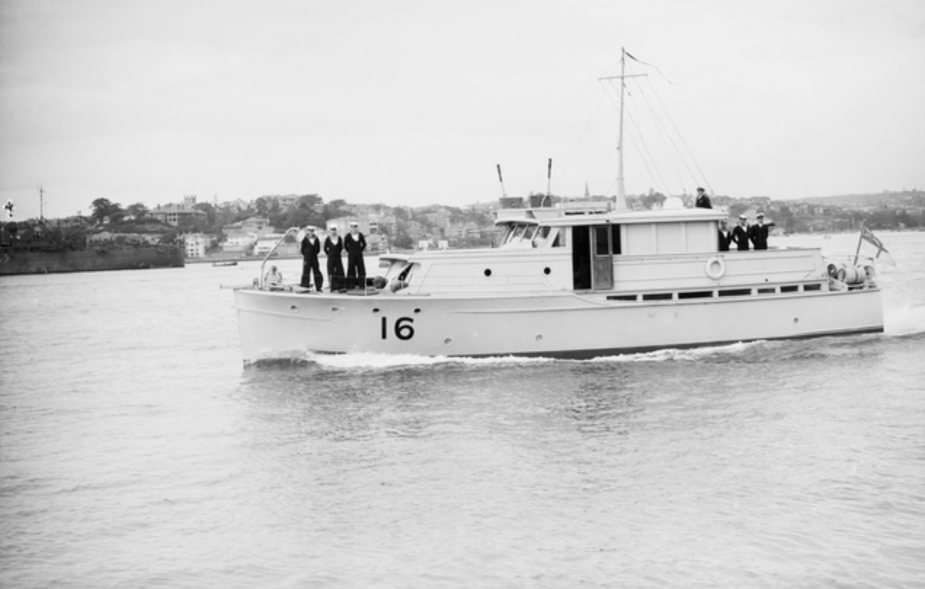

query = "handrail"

[{"left": 259, "top": 226, "right": 300, "bottom": 289}]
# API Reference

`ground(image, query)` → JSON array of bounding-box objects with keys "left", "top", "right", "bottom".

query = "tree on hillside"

[
  {"left": 280, "top": 208, "right": 324, "bottom": 230},
  {"left": 193, "top": 202, "right": 216, "bottom": 226},
  {"left": 90, "top": 198, "right": 125, "bottom": 224},
  {"left": 297, "top": 194, "right": 323, "bottom": 209},
  {"left": 392, "top": 234, "right": 413, "bottom": 249},
  {"left": 126, "top": 203, "right": 149, "bottom": 219},
  {"left": 158, "top": 229, "right": 180, "bottom": 245},
  {"left": 254, "top": 197, "right": 270, "bottom": 217},
  {"left": 323, "top": 199, "right": 351, "bottom": 222}
]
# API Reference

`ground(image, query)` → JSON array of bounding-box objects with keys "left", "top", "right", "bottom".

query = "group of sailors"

[
  {"left": 718, "top": 213, "right": 775, "bottom": 251},
  {"left": 694, "top": 187, "right": 775, "bottom": 252},
  {"left": 263, "top": 222, "right": 368, "bottom": 291},
  {"left": 299, "top": 222, "right": 367, "bottom": 292}
]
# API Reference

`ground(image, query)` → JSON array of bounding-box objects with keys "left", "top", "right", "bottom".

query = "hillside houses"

[
  {"left": 221, "top": 217, "right": 271, "bottom": 255},
  {"left": 149, "top": 204, "right": 207, "bottom": 227}
]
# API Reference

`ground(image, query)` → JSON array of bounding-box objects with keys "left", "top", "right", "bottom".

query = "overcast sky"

[{"left": 2, "top": 0, "right": 923, "bottom": 219}]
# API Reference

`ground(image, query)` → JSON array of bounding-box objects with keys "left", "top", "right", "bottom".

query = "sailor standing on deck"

[
  {"left": 344, "top": 221, "right": 367, "bottom": 290},
  {"left": 323, "top": 225, "right": 345, "bottom": 292},
  {"left": 749, "top": 213, "right": 775, "bottom": 251},
  {"left": 717, "top": 219, "right": 733, "bottom": 252},
  {"left": 300, "top": 226, "right": 323, "bottom": 291},
  {"left": 732, "top": 214, "right": 750, "bottom": 251},
  {"left": 694, "top": 187, "right": 712, "bottom": 209}
]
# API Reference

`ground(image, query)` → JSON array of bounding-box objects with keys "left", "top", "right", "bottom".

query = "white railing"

[{"left": 258, "top": 227, "right": 300, "bottom": 289}]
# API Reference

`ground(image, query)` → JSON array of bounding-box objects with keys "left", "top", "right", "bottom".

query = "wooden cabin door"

[{"left": 591, "top": 225, "right": 613, "bottom": 290}]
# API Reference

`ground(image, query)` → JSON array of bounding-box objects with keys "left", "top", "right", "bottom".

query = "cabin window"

[
  {"left": 642, "top": 293, "right": 673, "bottom": 301},
  {"left": 781, "top": 285, "right": 799, "bottom": 293},
  {"left": 718, "top": 288, "right": 751, "bottom": 297},
  {"left": 383, "top": 261, "right": 410, "bottom": 280},
  {"left": 499, "top": 224, "right": 515, "bottom": 246},
  {"left": 607, "top": 294, "right": 638, "bottom": 301},
  {"left": 611, "top": 225, "right": 622, "bottom": 255},
  {"left": 804, "top": 283, "right": 822, "bottom": 292},
  {"left": 533, "top": 226, "right": 551, "bottom": 247},
  {"left": 523, "top": 225, "right": 537, "bottom": 242},
  {"left": 512, "top": 224, "right": 527, "bottom": 241},
  {"left": 594, "top": 226, "right": 610, "bottom": 256},
  {"left": 678, "top": 291, "right": 713, "bottom": 299},
  {"left": 551, "top": 228, "right": 566, "bottom": 247}
]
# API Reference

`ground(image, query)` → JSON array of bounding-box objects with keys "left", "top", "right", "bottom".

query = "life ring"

[{"left": 705, "top": 257, "right": 725, "bottom": 280}]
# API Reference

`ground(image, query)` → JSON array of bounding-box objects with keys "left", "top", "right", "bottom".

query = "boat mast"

[
  {"left": 617, "top": 48, "right": 626, "bottom": 210},
  {"left": 599, "top": 47, "right": 646, "bottom": 210},
  {"left": 39, "top": 185, "right": 44, "bottom": 220}
]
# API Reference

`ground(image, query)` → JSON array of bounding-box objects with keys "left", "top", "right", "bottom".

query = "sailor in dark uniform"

[
  {"left": 717, "top": 219, "right": 733, "bottom": 252},
  {"left": 344, "top": 221, "right": 367, "bottom": 290},
  {"left": 748, "top": 213, "right": 775, "bottom": 251},
  {"left": 300, "top": 226, "right": 323, "bottom": 291},
  {"left": 323, "top": 225, "right": 345, "bottom": 291},
  {"left": 732, "top": 214, "right": 750, "bottom": 251},
  {"left": 694, "top": 187, "right": 712, "bottom": 209}
]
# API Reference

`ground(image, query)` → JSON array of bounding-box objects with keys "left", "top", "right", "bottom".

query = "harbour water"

[{"left": 2, "top": 232, "right": 924, "bottom": 588}]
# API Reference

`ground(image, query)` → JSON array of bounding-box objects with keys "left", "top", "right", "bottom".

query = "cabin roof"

[{"left": 495, "top": 206, "right": 727, "bottom": 227}]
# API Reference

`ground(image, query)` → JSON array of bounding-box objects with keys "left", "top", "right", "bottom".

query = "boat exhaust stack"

[
  {"left": 496, "top": 164, "right": 507, "bottom": 197},
  {"left": 546, "top": 158, "right": 552, "bottom": 207}
]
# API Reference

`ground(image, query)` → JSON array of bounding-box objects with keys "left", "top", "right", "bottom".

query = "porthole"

[
  {"left": 484, "top": 269, "right": 492, "bottom": 277},
  {"left": 543, "top": 267, "right": 551, "bottom": 275},
  {"left": 414, "top": 308, "right": 421, "bottom": 314},
  {"left": 372, "top": 308, "right": 380, "bottom": 313},
  {"left": 444, "top": 338, "right": 452, "bottom": 345}
]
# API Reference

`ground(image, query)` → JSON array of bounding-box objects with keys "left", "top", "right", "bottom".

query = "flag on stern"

[{"left": 858, "top": 226, "right": 896, "bottom": 266}]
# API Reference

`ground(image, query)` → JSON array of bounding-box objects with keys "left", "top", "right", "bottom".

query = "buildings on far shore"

[
  {"left": 220, "top": 216, "right": 273, "bottom": 255},
  {"left": 183, "top": 233, "right": 208, "bottom": 258},
  {"left": 150, "top": 196, "right": 208, "bottom": 227}
]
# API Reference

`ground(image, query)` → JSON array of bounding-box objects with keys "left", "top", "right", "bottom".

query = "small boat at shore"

[
  {"left": 212, "top": 260, "right": 238, "bottom": 267},
  {"left": 230, "top": 50, "right": 885, "bottom": 361}
]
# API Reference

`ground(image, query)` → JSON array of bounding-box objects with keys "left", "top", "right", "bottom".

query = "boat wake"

[
  {"left": 587, "top": 340, "right": 766, "bottom": 363},
  {"left": 885, "top": 302, "right": 925, "bottom": 336},
  {"left": 298, "top": 352, "right": 557, "bottom": 370},
  {"left": 245, "top": 341, "right": 765, "bottom": 370},
  {"left": 244, "top": 326, "right": 923, "bottom": 371}
]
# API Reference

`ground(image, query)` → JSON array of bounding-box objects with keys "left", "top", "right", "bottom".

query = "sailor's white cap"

[
  {"left": 349, "top": 221, "right": 358, "bottom": 226},
  {"left": 757, "top": 212, "right": 765, "bottom": 217},
  {"left": 738, "top": 214, "right": 747, "bottom": 219},
  {"left": 328, "top": 224, "right": 337, "bottom": 230}
]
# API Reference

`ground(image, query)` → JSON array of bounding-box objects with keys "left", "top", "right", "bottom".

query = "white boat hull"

[{"left": 233, "top": 287, "right": 884, "bottom": 360}]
